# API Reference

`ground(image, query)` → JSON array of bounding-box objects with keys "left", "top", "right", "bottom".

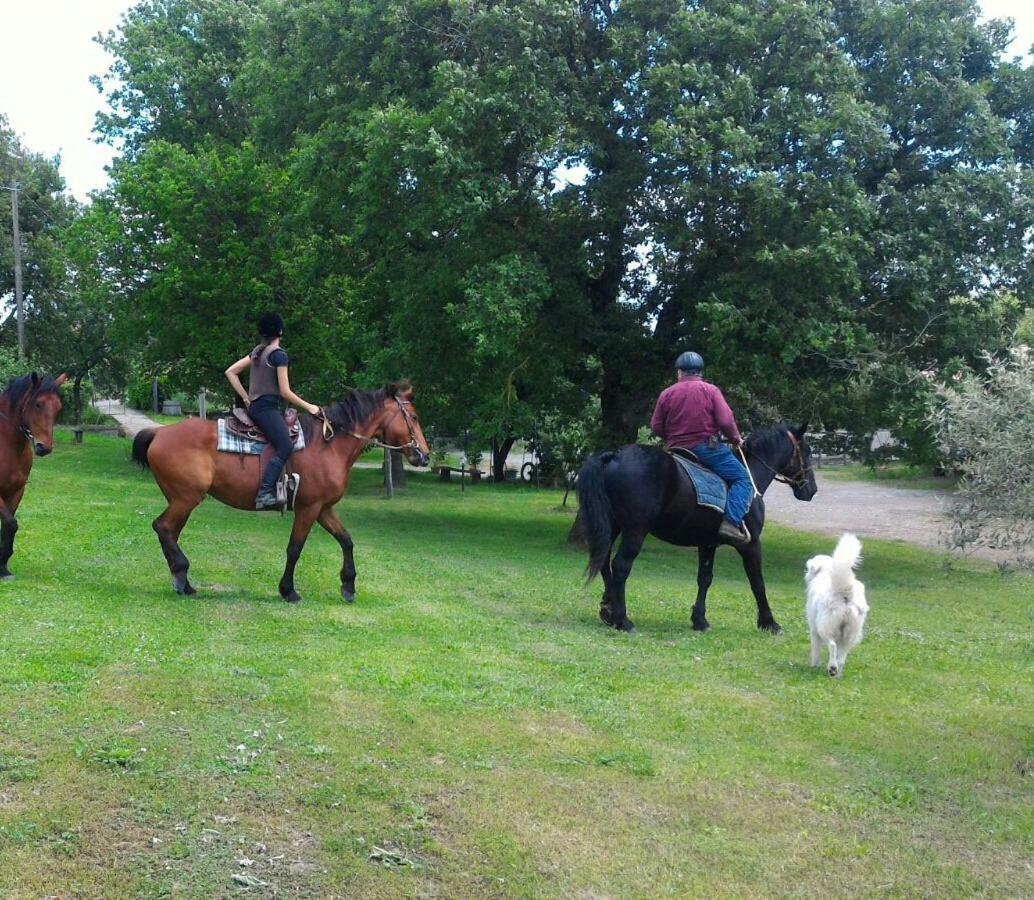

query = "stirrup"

[{"left": 278, "top": 472, "right": 301, "bottom": 510}]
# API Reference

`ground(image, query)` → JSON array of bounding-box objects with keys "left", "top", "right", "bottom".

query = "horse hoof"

[
  {"left": 282, "top": 590, "right": 302, "bottom": 604},
  {"left": 172, "top": 576, "right": 196, "bottom": 595},
  {"left": 341, "top": 587, "right": 355, "bottom": 603},
  {"left": 692, "top": 619, "right": 710, "bottom": 632},
  {"left": 617, "top": 619, "right": 636, "bottom": 633},
  {"left": 599, "top": 603, "right": 615, "bottom": 626},
  {"left": 0, "top": 573, "right": 14, "bottom": 582},
  {"left": 759, "top": 621, "right": 783, "bottom": 635}
]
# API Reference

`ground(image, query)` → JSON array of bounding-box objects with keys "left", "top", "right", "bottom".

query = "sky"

[{"left": 1, "top": 0, "right": 1032, "bottom": 201}]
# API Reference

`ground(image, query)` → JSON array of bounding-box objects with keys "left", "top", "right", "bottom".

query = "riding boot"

[
  {"left": 718, "top": 518, "right": 751, "bottom": 546},
  {"left": 256, "top": 456, "right": 286, "bottom": 509}
]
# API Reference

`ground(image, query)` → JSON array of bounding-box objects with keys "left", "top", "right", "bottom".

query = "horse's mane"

[
  {"left": 744, "top": 423, "right": 795, "bottom": 461},
  {"left": 2, "top": 374, "right": 61, "bottom": 409},
  {"left": 301, "top": 386, "right": 388, "bottom": 443}
]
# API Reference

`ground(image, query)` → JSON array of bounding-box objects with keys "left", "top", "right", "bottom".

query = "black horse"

[{"left": 576, "top": 424, "right": 817, "bottom": 633}]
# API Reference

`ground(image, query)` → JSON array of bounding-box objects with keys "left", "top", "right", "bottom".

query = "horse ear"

[
  {"left": 31, "top": 372, "right": 40, "bottom": 387},
  {"left": 385, "top": 382, "right": 399, "bottom": 399},
  {"left": 54, "top": 373, "right": 68, "bottom": 387},
  {"left": 794, "top": 422, "right": 809, "bottom": 438}
]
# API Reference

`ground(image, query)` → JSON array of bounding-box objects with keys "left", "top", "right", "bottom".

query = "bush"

[
  {"left": 127, "top": 375, "right": 168, "bottom": 411},
  {"left": 929, "top": 348, "right": 1034, "bottom": 568}
]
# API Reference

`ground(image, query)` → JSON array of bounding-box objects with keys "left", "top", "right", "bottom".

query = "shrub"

[
  {"left": 127, "top": 375, "right": 168, "bottom": 411},
  {"left": 929, "top": 348, "right": 1034, "bottom": 568}
]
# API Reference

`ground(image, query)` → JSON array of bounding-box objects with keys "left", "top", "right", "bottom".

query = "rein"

[
  {"left": 752, "top": 430, "right": 812, "bottom": 488},
  {"left": 320, "top": 396, "right": 421, "bottom": 453}
]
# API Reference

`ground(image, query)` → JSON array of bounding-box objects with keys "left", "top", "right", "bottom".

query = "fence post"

[
  {"left": 384, "top": 447, "right": 394, "bottom": 498},
  {"left": 198, "top": 389, "right": 207, "bottom": 419}
]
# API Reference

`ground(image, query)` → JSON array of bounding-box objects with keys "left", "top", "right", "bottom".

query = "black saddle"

[{"left": 669, "top": 446, "right": 701, "bottom": 465}]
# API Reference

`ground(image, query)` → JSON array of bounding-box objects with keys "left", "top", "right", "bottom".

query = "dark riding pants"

[{"left": 248, "top": 396, "right": 294, "bottom": 495}]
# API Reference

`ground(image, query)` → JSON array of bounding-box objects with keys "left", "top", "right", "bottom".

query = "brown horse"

[
  {"left": 132, "top": 382, "right": 430, "bottom": 603},
  {"left": 0, "top": 373, "right": 68, "bottom": 579}
]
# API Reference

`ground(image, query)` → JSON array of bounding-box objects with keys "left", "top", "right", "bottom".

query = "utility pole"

[{"left": 9, "top": 182, "right": 25, "bottom": 361}]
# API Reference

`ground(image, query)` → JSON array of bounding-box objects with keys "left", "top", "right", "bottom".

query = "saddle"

[
  {"left": 226, "top": 407, "right": 302, "bottom": 444},
  {"left": 219, "top": 409, "right": 304, "bottom": 512},
  {"left": 667, "top": 448, "right": 728, "bottom": 514}
]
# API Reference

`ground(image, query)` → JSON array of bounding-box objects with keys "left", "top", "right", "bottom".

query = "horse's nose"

[{"left": 35, "top": 443, "right": 52, "bottom": 457}]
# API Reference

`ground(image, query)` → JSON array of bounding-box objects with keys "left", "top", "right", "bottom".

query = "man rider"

[{"left": 650, "top": 351, "right": 753, "bottom": 546}]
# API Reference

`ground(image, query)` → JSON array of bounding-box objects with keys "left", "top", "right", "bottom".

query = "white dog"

[{"left": 805, "top": 534, "right": 868, "bottom": 677}]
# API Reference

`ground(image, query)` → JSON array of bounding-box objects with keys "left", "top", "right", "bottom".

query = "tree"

[
  {"left": 27, "top": 200, "right": 129, "bottom": 423},
  {"left": 85, "top": 0, "right": 1033, "bottom": 453},
  {"left": 1, "top": 114, "right": 74, "bottom": 358},
  {"left": 929, "top": 348, "right": 1034, "bottom": 568}
]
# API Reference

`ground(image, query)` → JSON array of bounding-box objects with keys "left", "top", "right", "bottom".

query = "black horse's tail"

[
  {"left": 132, "top": 428, "right": 157, "bottom": 469},
  {"left": 576, "top": 450, "right": 619, "bottom": 581}
]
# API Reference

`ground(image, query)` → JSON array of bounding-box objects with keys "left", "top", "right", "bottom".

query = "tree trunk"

[
  {"left": 73, "top": 374, "right": 84, "bottom": 426},
  {"left": 390, "top": 449, "right": 406, "bottom": 488},
  {"left": 566, "top": 507, "right": 587, "bottom": 548},
  {"left": 491, "top": 435, "right": 517, "bottom": 481}
]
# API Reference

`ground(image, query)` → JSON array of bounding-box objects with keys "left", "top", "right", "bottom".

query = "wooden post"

[
  {"left": 198, "top": 389, "right": 207, "bottom": 419},
  {"left": 151, "top": 377, "right": 159, "bottom": 413},
  {"left": 384, "top": 447, "right": 394, "bottom": 498},
  {"left": 10, "top": 183, "right": 25, "bottom": 361}
]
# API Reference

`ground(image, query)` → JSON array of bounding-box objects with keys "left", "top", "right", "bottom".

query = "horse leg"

[
  {"left": 607, "top": 530, "right": 645, "bottom": 633},
  {"left": 317, "top": 506, "right": 357, "bottom": 603},
  {"left": 691, "top": 544, "right": 717, "bottom": 631},
  {"left": 597, "top": 526, "right": 620, "bottom": 626},
  {"left": 279, "top": 504, "right": 320, "bottom": 604},
  {"left": 737, "top": 542, "right": 782, "bottom": 634},
  {"left": 0, "top": 489, "right": 24, "bottom": 579},
  {"left": 152, "top": 498, "right": 200, "bottom": 595}
]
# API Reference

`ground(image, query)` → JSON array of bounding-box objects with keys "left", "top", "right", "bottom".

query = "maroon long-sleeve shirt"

[{"left": 650, "top": 375, "right": 742, "bottom": 448}]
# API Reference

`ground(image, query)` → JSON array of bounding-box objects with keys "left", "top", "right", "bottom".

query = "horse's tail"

[
  {"left": 132, "top": 428, "right": 157, "bottom": 469},
  {"left": 576, "top": 450, "right": 619, "bottom": 582}
]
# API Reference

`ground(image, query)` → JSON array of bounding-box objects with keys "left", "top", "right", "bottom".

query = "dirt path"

[
  {"left": 95, "top": 399, "right": 162, "bottom": 438},
  {"left": 763, "top": 471, "right": 998, "bottom": 559}
]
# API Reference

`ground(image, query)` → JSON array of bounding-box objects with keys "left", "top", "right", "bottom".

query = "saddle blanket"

[
  {"left": 671, "top": 454, "right": 727, "bottom": 514},
  {"left": 216, "top": 418, "right": 306, "bottom": 456}
]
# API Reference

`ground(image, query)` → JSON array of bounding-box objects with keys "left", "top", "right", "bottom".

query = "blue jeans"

[{"left": 691, "top": 442, "right": 753, "bottom": 526}]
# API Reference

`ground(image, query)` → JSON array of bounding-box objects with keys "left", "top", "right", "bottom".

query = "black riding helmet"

[
  {"left": 257, "top": 312, "right": 285, "bottom": 341},
  {"left": 676, "top": 351, "right": 704, "bottom": 373}
]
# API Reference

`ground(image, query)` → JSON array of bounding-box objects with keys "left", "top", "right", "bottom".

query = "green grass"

[
  {"left": 1, "top": 434, "right": 1030, "bottom": 897},
  {"left": 820, "top": 462, "right": 956, "bottom": 491}
]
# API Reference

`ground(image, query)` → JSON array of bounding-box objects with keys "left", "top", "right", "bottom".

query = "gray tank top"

[{"left": 248, "top": 343, "right": 282, "bottom": 401}]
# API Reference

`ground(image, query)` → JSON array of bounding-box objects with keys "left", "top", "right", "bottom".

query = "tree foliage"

[
  {"left": 930, "top": 348, "right": 1034, "bottom": 568},
  {"left": 77, "top": 0, "right": 1033, "bottom": 450}
]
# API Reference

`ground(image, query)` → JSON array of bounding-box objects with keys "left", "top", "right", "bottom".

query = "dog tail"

[{"left": 831, "top": 533, "right": 862, "bottom": 598}]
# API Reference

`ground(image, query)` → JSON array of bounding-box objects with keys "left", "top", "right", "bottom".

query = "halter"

[
  {"left": 755, "top": 430, "right": 813, "bottom": 489},
  {"left": 0, "top": 400, "right": 39, "bottom": 444},
  {"left": 330, "top": 396, "right": 422, "bottom": 453}
]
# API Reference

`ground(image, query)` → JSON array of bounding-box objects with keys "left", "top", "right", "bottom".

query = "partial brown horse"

[
  {"left": 132, "top": 382, "right": 430, "bottom": 602},
  {"left": 0, "top": 373, "right": 67, "bottom": 579}
]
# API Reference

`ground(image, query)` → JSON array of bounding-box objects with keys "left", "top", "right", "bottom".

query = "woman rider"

[{"left": 225, "top": 313, "right": 321, "bottom": 509}]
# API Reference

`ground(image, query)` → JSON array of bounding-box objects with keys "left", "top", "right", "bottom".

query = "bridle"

[
  {"left": 322, "top": 395, "right": 423, "bottom": 454},
  {"left": 0, "top": 401, "right": 39, "bottom": 445},
  {"left": 755, "top": 430, "right": 813, "bottom": 489}
]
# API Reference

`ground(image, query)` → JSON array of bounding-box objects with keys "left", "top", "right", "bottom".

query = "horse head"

[
  {"left": 382, "top": 382, "right": 430, "bottom": 467},
  {"left": 783, "top": 423, "right": 818, "bottom": 501},
  {"left": 15, "top": 373, "right": 67, "bottom": 457}
]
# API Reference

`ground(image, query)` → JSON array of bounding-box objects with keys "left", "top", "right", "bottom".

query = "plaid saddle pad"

[{"left": 216, "top": 418, "right": 306, "bottom": 456}]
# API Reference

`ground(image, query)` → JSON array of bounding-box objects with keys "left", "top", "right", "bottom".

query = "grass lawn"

[{"left": 1, "top": 434, "right": 1030, "bottom": 897}]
